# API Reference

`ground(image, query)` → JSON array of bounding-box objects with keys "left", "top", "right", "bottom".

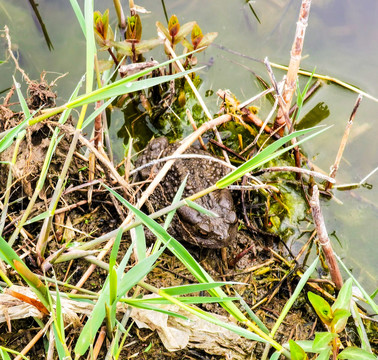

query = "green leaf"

[
  {"left": 332, "top": 278, "right": 353, "bottom": 312},
  {"left": 312, "top": 332, "right": 337, "bottom": 352},
  {"left": 317, "top": 349, "right": 332, "bottom": 360},
  {"left": 13, "top": 77, "right": 30, "bottom": 118},
  {"left": 270, "top": 352, "right": 281, "bottom": 360},
  {"left": 308, "top": 292, "right": 333, "bottom": 325},
  {"left": 334, "top": 254, "right": 378, "bottom": 314},
  {"left": 332, "top": 278, "right": 353, "bottom": 333},
  {"left": 289, "top": 340, "right": 308, "bottom": 360},
  {"left": 331, "top": 309, "right": 351, "bottom": 333},
  {"left": 82, "top": 96, "right": 115, "bottom": 129},
  {"left": 0, "top": 115, "right": 29, "bottom": 154},
  {"left": 236, "top": 291, "right": 269, "bottom": 334},
  {"left": 175, "top": 21, "right": 196, "bottom": 43},
  {"left": 337, "top": 347, "right": 377, "bottom": 360},
  {"left": 371, "top": 288, "right": 378, "bottom": 299},
  {"left": 0, "top": 348, "right": 12, "bottom": 360},
  {"left": 293, "top": 341, "right": 315, "bottom": 353}
]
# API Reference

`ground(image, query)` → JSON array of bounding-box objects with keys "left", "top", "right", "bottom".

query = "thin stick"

[
  {"left": 309, "top": 185, "right": 343, "bottom": 289},
  {"left": 274, "top": 0, "right": 312, "bottom": 134},
  {"left": 326, "top": 94, "right": 363, "bottom": 190},
  {"left": 253, "top": 166, "right": 335, "bottom": 183},
  {"left": 186, "top": 109, "right": 207, "bottom": 150},
  {"left": 265, "top": 58, "right": 302, "bottom": 176}
]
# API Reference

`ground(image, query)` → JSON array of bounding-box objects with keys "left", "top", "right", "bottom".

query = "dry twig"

[
  {"left": 274, "top": 0, "right": 312, "bottom": 134},
  {"left": 326, "top": 94, "right": 363, "bottom": 190}
]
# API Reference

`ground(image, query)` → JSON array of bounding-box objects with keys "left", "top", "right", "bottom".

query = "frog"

[{"left": 135, "top": 137, "right": 238, "bottom": 248}]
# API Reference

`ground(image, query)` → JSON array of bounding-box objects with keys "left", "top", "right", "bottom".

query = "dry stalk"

[
  {"left": 274, "top": 0, "right": 312, "bottom": 135},
  {"left": 309, "top": 185, "right": 343, "bottom": 289},
  {"left": 253, "top": 166, "right": 335, "bottom": 183},
  {"left": 325, "top": 94, "right": 363, "bottom": 190},
  {"left": 265, "top": 58, "right": 302, "bottom": 174},
  {"left": 186, "top": 109, "right": 207, "bottom": 150}
]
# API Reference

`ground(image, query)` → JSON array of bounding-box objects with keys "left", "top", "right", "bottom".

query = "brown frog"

[{"left": 135, "top": 137, "right": 238, "bottom": 248}]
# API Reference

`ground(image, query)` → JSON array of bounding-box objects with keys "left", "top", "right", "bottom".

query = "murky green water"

[{"left": 1, "top": 0, "right": 377, "bottom": 292}]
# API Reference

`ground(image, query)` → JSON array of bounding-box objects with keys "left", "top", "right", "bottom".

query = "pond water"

[{"left": 0, "top": 0, "right": 377, "bottom": 293}]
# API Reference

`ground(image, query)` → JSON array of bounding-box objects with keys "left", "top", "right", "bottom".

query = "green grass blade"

[
  {"left": 123, "top": 302, "right": 190, "bottom": 320},
  {"left": 134, "top": 225, "right": 146, "bottom": 261},
  {"left": 270, "top": 256, "right": 319, "bottom": 336},
  {"left": 70, "top": 0, "right": 86, "bottom": 36},
  {"left": 160, "top": 290, "right": 267, "bottom": 343},
  {"left": 13, "top": 77, "right": 30, "bottom": 118},
  {"left": 74, "top": 246, "right": 164, "bottom": 357},
  {"left": 270, "top": 351, "right": 281, "bottom": 360},
  {"left": 235, "top": 291, "right": 269, "bottom": 334},
  {"left": 185, "top": 199, "right": 218, "bottom": 217},
  {"left": 82, "top": 96, "right": 115, "bottom": 129},
  {"left": 162, "top": 282, "right": 238, "bottom": 296},
  {"left": 109, "top": 228, "right": 123, "bottom": 270},
  {"left": 124, "top": 296, "right": 239, "bottom": 305},
  {"left": 70, "top": 68, "right": 201, "bottom": 108},
  {"left": 0, "top": 116, "right": 29, "bottom": 153},
  {"left": 164, "top": 175, "right": 188, "bottom": 230},
  {"left": 334, "top": 253, "right": 378, "bottom": 314},
  {"left": 217, "top": 126, "right": 330, "bottom": 188},
  {"left": 84, "top": 0, "right": 94, "bottom": 95}
]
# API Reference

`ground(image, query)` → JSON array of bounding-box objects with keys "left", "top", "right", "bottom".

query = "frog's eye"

[{"left": 198, "top": 229, "right": 209, "bottom": 237}]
